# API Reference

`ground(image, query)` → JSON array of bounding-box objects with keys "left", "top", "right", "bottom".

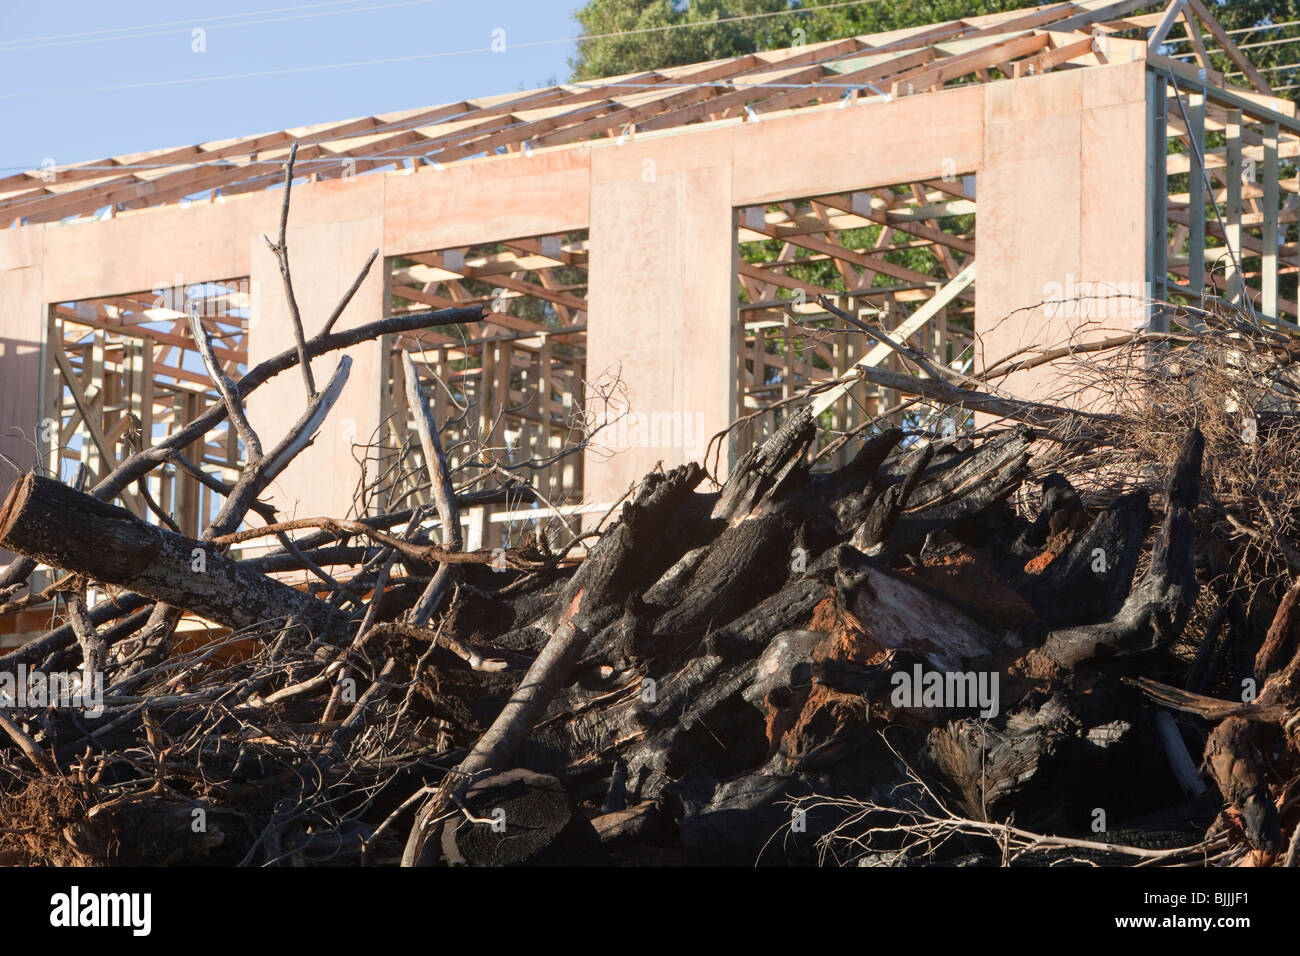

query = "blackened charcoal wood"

[
  {"left": 1100, "top": 827, "right": 1207, "bottom": 850},
  {"left": 439, "top": 769, "right": 606, "bottom": 866},
  {"left": 602, "top": 757, "right": 628, "bottom": 812},
  {"left": 87, "top": 803, "right": 248, "bottom": 865},
  {"left": 641, "top": 673, "right": 770, "bottom": 781},
  {"left": 1225, "top": 595, "right": 1257, "bottom": 691},
  {"left": 826, "top": 427, "right": 903, "bottom": 497},
  {"left": 652, "top": 506, "right": 804, "bottom": 637},
  {"left": 1186, "top": 600, "right": 1230, "bottom": 693},
  {"left": 810, "top": 656, "right": 905, "bottom": 699},
  {"left": 459, "top": 566, "right": 575, "bottom": 644},
  {"left": 521, "top": 678, "right": 647, "bottom": 775},
  {"left": 1018, "top": 472, "right": 1083, "bottom": 552},
  {"left": 669, "top": 659, "right": 762, "bottom": 748},
  {"left": 743, "top": 633, "right": 881, "bottom": 774},
  {"left": 712, "top": 407, "right": 816, "bottom": 523},
  {"left": 1040, "top": 429, "right": 1203, "bottom": 667},
  {"left": 927, "top": 718, "right": 1053, "bottom": 821},
  {"left": 658, "top": 485, "right": 724, "bottom": 551},
  {"left": 641, "top": 543, "right": 711, "bottom": 607},
  {"left": 286, "top": 821, "right": 372, "bottom": 865},
  {"left": 853, "top": 443, "right": 933, "bottom": 551},
  {"left": 567, "top": 653, "right": 765, "bottom": 785},
  {"left": 899, "top": 427, "right": 1034, "bottom": 512},
  {"left": 926, "top": 694, "right": 1141, "bottom": 831},
  {"left": 637, "top": 493, "right": 727, "bottom": 606},
  {"left": 561, "top": 607, "right": 824, "bottom": 785},
  {"left": 546, "top": 462, "right": 704, "bottom": 634},
  {"left": 743, "top": 630, "right": 826, "bottom": 705},
  {"left": 630, "top": 653, "right": 724, "bottom": 734},
  {"left": 884, "top": 426, "right": 1036, "bottom": 555},
  {"left": 1020, "top": 491, "right": 1151, "bottom": 628},
  {"left": 1122, "top": 790, "right": 1223, "bottom": 834},
  {"left": 821, "top": 428, "right": 905, "bottom": 531},
  {"left": 0, "top": 472, "right": 349, "bottom": 641},
  {"left": 706, "top": 575, "right": 829, "bottom": 657},
  {"left": 591, "top": 801, "right": 676, "bottom": 851},
  {"left": 480, "top": 624, "right": 552, "bottom": 658},
  {"left": 876, "top": 434, "right": 972, "bottom": 485},
  {"left": 670, "top": 771, "right": 822, "bottom": 866},
  {"left": 412, "top": 660, "right": 522, "bottom": 737},
  {"left": 612, "top": 578, "right": 827, "bottom": 742}
]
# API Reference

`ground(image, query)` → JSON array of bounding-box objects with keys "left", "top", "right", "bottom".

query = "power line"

[
  {"left": 4, "top": 0, "right": 882, "bottom": 53},
  {"left": 570, "top": 0, "right": 889, "bottom": 44},
  {"left": 0, "top": 0, "right": 892, "bottom": 101},
  {"left": 2, "top": 0, "right": 450, "bottom": 53},
  {"left": 1162, "top": 17, "right": 1300, "bottom": 43},
  {"left": 0, "top": 0, "right": 403, "bottom": 48},
  {"left": 1168, "top": 31, "right": 1300, "bottom": 68},
  {"left": 0, "top": 46, "right": 495, "bottom": 100}
]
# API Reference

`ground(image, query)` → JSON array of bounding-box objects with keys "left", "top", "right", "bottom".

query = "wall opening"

[
  {"left": 377, "top": 231, "right": 589, "bottom": 548},
  {"left": 1158, "top": 76, "right": 1300, "bottom": 330},
  {"left": 42, "top": 278, "right": 251, "bottom": 539},
  {"left": 734, "top": 177, "right": 976, "bottom": 467}
]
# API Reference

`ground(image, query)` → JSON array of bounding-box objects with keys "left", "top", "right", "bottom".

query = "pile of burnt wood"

[
  {"left": 1, "top": 399, "right": 1297, "bottom": 867},
  {"left": 2, "top": 147, "right": 1298, "bottom": 867}
]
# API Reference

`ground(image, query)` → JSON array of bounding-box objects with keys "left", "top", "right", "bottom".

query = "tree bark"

[{"left": 0, "top": 473, "right": 348, "bottom": 641}]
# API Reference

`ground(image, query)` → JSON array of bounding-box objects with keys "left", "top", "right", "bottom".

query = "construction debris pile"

[{"left": 3, "top": 169, "right": 1300, "bottom": 867}]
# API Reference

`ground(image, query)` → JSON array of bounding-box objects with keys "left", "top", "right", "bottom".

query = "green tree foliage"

[
  {"left": 569, "top": 1, "right": 1300, "bottom": 101},
  {"left": 568, "top": 0, "right": 1046, "bottom": 81},
  {"left": 570, "top": 0, "right": 786, "bottom": 81}
]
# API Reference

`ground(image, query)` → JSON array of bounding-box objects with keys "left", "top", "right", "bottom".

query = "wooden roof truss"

[{"left": 3, "top": 0, "right": 1268, "bottom": 230}]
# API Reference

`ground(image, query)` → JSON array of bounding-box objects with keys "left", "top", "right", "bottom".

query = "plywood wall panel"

[
  {"left": 383, "top": 149, "right": 590, "bottom": 255},
  {"left": 585, "top": 158, "right": 734, "bottom": 504},
  {"left": 247, "top": 209, "right": 386, "bottom": 520}
]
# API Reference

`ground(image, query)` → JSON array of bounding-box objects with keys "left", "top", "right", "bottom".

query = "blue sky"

[{"left": 0, "top": 1, "right": 588, "bottom": 172}]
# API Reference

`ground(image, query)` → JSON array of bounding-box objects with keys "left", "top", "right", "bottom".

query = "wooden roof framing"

[
  {"left": 736, "top": 182, "right": 977, "bottom": 322},
  {"left": 389, "top": 233, "right": 588, "bottom": 343},
  {"left": 5, "top": 0, "right": 1268, "bottom": 230}
]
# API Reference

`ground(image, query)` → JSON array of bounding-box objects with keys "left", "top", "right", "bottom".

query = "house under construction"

[{"left": 0, "top": 0, "right": 1294, "bottom": 641}]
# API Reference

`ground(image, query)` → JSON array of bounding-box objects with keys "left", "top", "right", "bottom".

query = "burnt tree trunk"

[{"left": 0, "top": 473, "right": 348, "bottom": 641}]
